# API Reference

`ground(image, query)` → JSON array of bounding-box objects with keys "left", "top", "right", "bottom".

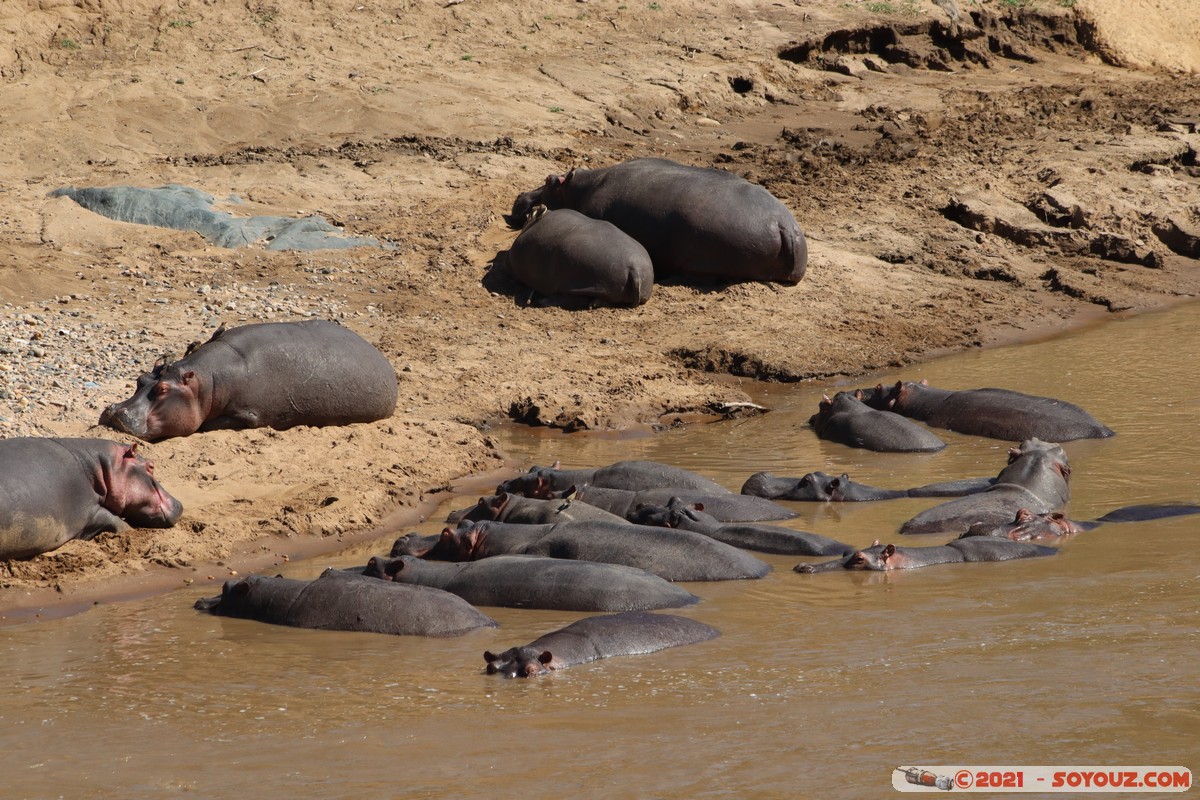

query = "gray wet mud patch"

[{"left": 51, "top": 184, "right": 389, "bottom": 251}]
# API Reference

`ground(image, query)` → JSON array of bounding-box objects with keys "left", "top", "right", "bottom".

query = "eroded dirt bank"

[{"left": 0, "top": 0, "right": 1198, "bottom": 617}]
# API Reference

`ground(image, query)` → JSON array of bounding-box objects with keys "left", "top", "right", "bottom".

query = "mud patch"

[{"left": 777, "top": 9, "right": 1098, "bottom": 74}]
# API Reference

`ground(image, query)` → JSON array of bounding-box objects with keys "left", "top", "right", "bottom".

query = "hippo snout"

[{"left": 100, "top": 403, "right": 138, "bottom": 435}]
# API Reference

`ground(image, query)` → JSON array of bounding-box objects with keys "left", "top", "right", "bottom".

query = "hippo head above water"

[
  {"left": 100, "top": 356, "right": 206, "bottom": 441},
  {"left": 483, "top": 646, "right": 556, "bottom": 678}
]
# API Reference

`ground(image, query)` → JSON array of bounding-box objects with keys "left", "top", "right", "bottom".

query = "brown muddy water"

[{"left": 2, "top": 304, "right": 1199, "bottom": 799}]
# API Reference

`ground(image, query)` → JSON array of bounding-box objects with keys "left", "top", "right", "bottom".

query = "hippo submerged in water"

[
  {"left": 358, "top": 554, "right": 698, "bottom": 612},
  {"left": 101, "top": 320, "right": 398, "bottom": 441},
  {"left": 196, "top": 569, "right": 495, "bottom": 636},
  {"left": 860, "top": 379, "right": 1114, "bottom": 442},
  {"left": 0, "top": 437, "right": 183, "bottom": 560},
  {"left": 483, "top": 611, "right": 719, "bottom": 678},
  {"left": 809, "top": 391, "right": 946, "bottom": 453},
  {"left": 741, "top": 470, "right": 993, "bottom": 502},
  {"left": 795, "top": 538, "right": 1059, "bottom": 573},
  {"left": 507, "top": 157, "right": 807, "bottom": 284}
]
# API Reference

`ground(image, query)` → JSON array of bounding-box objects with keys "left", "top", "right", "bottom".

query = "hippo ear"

[
  {"left": 919, "top": 378, "right": 929, "bottom": 386},
  {"left": 181, "top": 370, "right": 198, "bottom": 386},
  {"left": 551, "top": 460, "right": 562, "bottom": 469},
  {"left": 854, "top": 389, "right": 864, "bottom": 400},
  {"left": 123, "top": 442, "right": 140, "bottom": 459},
  {"left": 881, "top": 544, "right": 897, "bottom": 561},
  {"left": 1015, "top": 508, "right": 1035, "bottom": 522},
  {"left": 564, "top": 168, "right": 576, "bottom": 184},
  {"left": 538, "top": 650, "right": 554, "bottom": 665},
  {"left": 871, "top": 539, "right": 881, "bottom": 547},
  {"left": 483, "top": 651, "right": 498, "bottom": 663}
]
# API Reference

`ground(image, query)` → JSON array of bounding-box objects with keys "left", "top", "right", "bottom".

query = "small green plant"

[
  {"left": 549, "top": 106, "right": 564, "bottom": 113},
  {"left": 58, "top": 38, "right": 80, "bottom": 50},
  {"left": 999, "top": 0, "right": 1036, "bottom": 7},
  {"left": 865, "top": 1, "right": 896, "bottom": 11},
  {"left": 649, "top": 2, "right": 661, "bottom": 9},
  {"left": 461, "top": 54, "right": 474, "bottom": 61},
  {"left": 1057, "top": 0, "right": 1076, "bottom": 6},
  {"left": 168, "top": 19, "right": 194, "bottom": 28}
]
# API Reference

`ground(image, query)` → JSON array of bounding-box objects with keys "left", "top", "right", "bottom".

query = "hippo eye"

[{"left": 153, "top": 382, "right": 169, "bottom": 398}]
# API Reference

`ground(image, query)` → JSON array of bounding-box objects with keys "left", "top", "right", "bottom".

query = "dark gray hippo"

[
  {"left": 899, "top": 438, "right": 1072, "bottom": 535},
  {"left": 794, "top": 538, "right": 1058, "bottom": 573},
  {"left": 809, "top": 391, "right": 946, "bottom": 453},
  {"left": 628, "top": 498, "right": 854, "bottom": 556},
  {"left": 359, "top": 554, "right": 698, "bottom": 612},
  {"left": 100, "top": 320, "right": 398, "bottom": 441},
  {"left": 445, "top": 492, "right": 627, "bottom": 526},
  {"left": 496, "top": 460, "right": 731, "bottom": 496},
  {"left": 506, "top": 206, "right": 654, "bottom": 306},
  {"left": 507, "top": 157, "right": 807, "bottom": 284},
  {"left": 740, "top": 470, "right": 996, "bottom": 501},
  {"left": 862, "top": 379, "right": 1114, "bottom": 442},
  {"left": 0, "top": 437, "right": 183, "bottom": 560},
  {"left": 195, "top": 569, "right": 495, "bottom": 636},
  {"left": 557, "top": 484, "right": 797, "bottom": 523},
  {"left": 393, "top": 519, "right": 771, "bottom": 582},
  {"left": 960, "top": 503, "right": 1200, "bottom": 541},
  {"left": 484, "top": 611, "right": 719, "bottom": 678}
]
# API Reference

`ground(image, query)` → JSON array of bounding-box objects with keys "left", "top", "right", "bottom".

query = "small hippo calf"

[
  {"left": 506, "top": 206, "right": 654, "bottom": 307},
  {"left": 101, "top": 320, "right": 398, "bottom": 441},
  {"left": 483, "top": 611, "right": 719, "bottom": 678},
  {"left": 0, "top": 437, "right": 183, "bottom": 560}
]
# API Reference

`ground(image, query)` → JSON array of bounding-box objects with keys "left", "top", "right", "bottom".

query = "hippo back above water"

[
  {"left": 508, "top": 157, "right": 807, "bottom": 284},
  {"left": 100, "top": 320, "right": 398, "bottom": 441},
  {"left": 864, "top": 380, "right": 1114, "bottom": 442}
]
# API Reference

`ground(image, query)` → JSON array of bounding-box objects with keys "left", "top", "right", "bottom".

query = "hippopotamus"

[
  {"left": 392, "top": 519, "right": 771, "bottom": 582},
  {"left": 496, "top": 460, "right": 731, "bottom": 496},
  {"left": 483, "top": 611, "right": 719, "bottom": 678},
  {"left": 809, "top": 391, "right": 946, "bottom": 453},
  {"left": 505, "top": 206, "right": 654, "bottom": 306},
  {"left": 195, "top": 569, "right": 496, "bottom": 636},
  {"left": 794, "top": 537, "right": 1058, "bottom": 573},
  {"left": 358, "top": 554, "right": 698, "bottom": 612},
  {"left": 551, "top": 484, "right": 797, "bottom": 523},
  {"left": 507, "top": 157, "right": 807, "bottom": 284},
  {"left": 100, "top": 320, "right": 398, "bottom": 441},
  {"left": 628, "top": 498, "right": 854, "bottom": 556},
  {"left": 861, "top": 380, "right": 1114, "bottom": 442},
  {"left": 0, "top": 437, "right": 183, "bottom": 560},
  {"left": 740, "top": 470, "right": 994, "bottom": 501},
  {"left": 899, "top": 438, "right": 1072, "bottom": 535},
  {"left": 445, "top": 492, "right": 627, "bottom": 526},
  {"left": 960, "top": 503, "right": 1200, "bottom": 541}
]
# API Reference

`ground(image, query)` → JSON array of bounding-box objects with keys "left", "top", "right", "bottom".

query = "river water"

[{"left": 1, "top": 304, "right": 1197, "bottom": 798}]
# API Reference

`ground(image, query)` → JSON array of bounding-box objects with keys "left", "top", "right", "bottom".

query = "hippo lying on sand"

[
  {"left": 195, "top": 569, "right": 495, "bottom": 636},
  {"left": 506, "top": 206, "right": 654, "bottom": 307},
  {"left": 0, "top": 437, "right": 182, "bottom": 560},
  {"left": 484, "top": 611, "right": 718, "bottom": 678},
  {"left": 508, "top": 157, "right": 807, "bottom": 284},
  {"left": 101, "top": 320, "right": 397, "bottom": 441}
]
